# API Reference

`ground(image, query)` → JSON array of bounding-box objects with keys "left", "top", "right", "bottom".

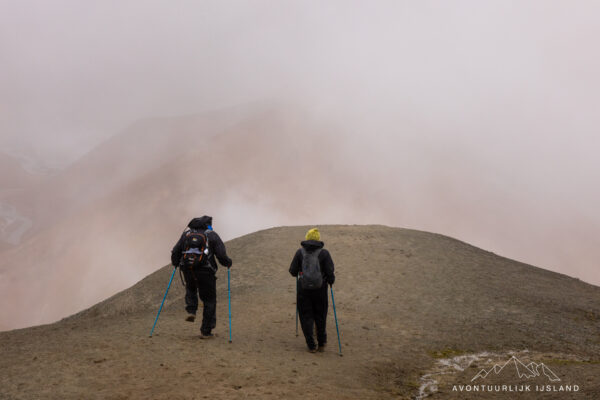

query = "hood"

[
  {"left": 188, "top": 215, "right": 212, "bottom": 230},
  {"left": 301, "top": 240, "right": 324, "bottom": 251}
]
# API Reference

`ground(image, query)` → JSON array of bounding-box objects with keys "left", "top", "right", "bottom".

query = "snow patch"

[{"left": 0, "top": 202, "right": 33, "bottom": 245}]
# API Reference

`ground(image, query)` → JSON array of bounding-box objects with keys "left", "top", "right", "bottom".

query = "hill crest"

[{"left": 1, "top": 225, "right": 599, "bottom": 399}]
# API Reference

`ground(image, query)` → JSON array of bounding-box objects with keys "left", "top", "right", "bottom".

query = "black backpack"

[
  {"left": 299, "top": 248, "right": 323, "bottom": 290},
  {"left": 181, "top": 229, "right": 210, "bottom": 270}
]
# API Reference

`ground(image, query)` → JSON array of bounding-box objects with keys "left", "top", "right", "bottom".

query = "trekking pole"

[
  {"left": 330, "top": 285, "right": 343, "bottom": 356},
  {"left": 149, "top": 266, "right": 177, "bottom": 338},
  {"left": 228, "top": 267, "right": 232, "bottom": 343},
  {"left": 295, "top": 275, "right": 299, "bottom": 337}
]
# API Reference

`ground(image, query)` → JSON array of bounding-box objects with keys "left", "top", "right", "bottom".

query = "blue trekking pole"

[
  {"left": 149, "top": 266, "right": 177, "bottom": 337},
  {"left": 330, "top": 285, "right": 343, "bottom": 356},
  {"left": 228, "top": 267, "right": 232, "bottom": 343},
  {"left": 295, "top": 275, "right": 299, "bottom": 337}
]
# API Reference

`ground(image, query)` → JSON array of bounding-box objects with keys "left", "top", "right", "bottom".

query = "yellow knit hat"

[{"left": 305, "top": 228, "right": 321, "bottom": 241}]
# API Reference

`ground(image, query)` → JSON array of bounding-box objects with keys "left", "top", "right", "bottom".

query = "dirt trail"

[{"left": 1, "top": 225, "right": 599, "bottom": 399}]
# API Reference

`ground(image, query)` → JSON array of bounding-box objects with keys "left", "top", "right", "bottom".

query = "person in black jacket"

[
  {"left": 289, "top": 228, "right": 335, "bottom": 352},
  {"left": 171, "top": 216, "right": 232, "bottom": 338}
]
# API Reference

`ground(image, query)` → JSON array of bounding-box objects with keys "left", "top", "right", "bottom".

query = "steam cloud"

[{"left": 1, "top": 1, "right": 599, "bottom": 329}]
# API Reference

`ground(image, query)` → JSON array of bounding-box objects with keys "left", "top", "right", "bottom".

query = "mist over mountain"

[
  {"left": 0, "top": 103, "right": 394, "bottom": 329},
  {"left": 1, "top": 1, "right": 599, "bottom": 330},
  {"left": 1, "top": 101, "right": 599, "bottom": 330}
]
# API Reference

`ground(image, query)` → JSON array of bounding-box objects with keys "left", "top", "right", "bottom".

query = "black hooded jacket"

[
  {"left": 289, "top": 240, "right": 335, "bottom": 288},
  {"left": 171, "top": 216, "right": 232, "bottom": 271}
]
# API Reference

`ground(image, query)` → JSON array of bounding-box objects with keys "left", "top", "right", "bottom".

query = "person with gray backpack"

[{"left": 289, "top": 228, "right": 335, "bottom": 352}]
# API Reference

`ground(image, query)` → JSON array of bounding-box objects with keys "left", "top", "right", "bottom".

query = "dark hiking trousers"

[
  {"left": 183, "top": 268, "right": 217, "bottom": 335},
  {"left": 297, "top": 285, "right": 328, "bottom": 349}
]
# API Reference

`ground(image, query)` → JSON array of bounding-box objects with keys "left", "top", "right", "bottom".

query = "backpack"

[
  {"left": 181, "top": 229, "right": 211, "bottom": 270},
  {"left": 299, "top": 248, "right": 323, "bottom": 290}
]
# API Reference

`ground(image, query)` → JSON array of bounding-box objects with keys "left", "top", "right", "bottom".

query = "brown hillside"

[
  {"left": 0, "top": 103, "right": 262, "bottom": 234},
  {"left": 0, "top": 106, "right": 375, "bottom": 330},
  {"left": 1, "top": 225, "right": 598, "bottom": 399}
]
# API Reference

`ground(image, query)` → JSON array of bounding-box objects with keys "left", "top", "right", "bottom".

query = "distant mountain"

[
  {"left": 0, "top": 104, "right": 377, "bottom": 329},
  {"left": 0, "top": 103, "right": 264, "bottom": 234},
  {"left": 2, "top": 102, "right": 599, "bottom": 332}
]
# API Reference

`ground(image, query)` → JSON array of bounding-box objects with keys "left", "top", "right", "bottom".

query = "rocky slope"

[{"left": 1, "top": 225, "right": 598, "bottom": 399}]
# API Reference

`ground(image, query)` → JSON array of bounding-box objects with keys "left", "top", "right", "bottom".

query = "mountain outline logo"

[{"left": 471, "top": 356, "right": 561, "bottom": 383}]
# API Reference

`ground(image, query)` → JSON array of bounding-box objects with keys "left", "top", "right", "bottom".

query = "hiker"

[
  {"left": 289, "top": 228, "right": 335, "bottom": 352},
  {"left": 171, "top": 216, "right": 232, "bottom": 339}
]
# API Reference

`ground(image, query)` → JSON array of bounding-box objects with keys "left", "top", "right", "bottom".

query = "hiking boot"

[
  {"left": 318, "top": 343, "right": 326, "bottom": 352},
  {"left": 308, "top": 347, "right": 317, "bottom": 353},
  {"left": 185, "top": 314, "right": 196, "bottom": 322},
  {"left": 200, "top": 332, "right": 214, "bottom": 339}
]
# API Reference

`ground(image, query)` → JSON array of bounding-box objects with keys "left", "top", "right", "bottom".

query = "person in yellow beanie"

[
  {"left": 289, "top": 227, "right": 335, "bottom": 353},
  {"left": 305, "top": 227, "right": 321, "bottom": 241}
]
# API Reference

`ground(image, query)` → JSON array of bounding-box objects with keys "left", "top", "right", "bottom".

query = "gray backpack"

[{"left": 299, "top": 248, "right": 323, "bottom": 290}]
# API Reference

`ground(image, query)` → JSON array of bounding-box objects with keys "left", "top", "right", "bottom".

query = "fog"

[
  {"left": 4, "top": 1, "right": 596, "bottom": 161},
  {"left": 1, "top": 1, "right": 599, "bottom": 328}
]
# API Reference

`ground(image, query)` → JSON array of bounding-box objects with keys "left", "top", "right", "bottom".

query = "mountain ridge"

[{"left": 1, "top": 225, "right": 599, "bottom": 399}]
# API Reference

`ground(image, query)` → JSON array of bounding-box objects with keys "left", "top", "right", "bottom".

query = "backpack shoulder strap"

[
  {"left": 185, "top": 228, "right": 197, "bottom": 237},
  {"left": 204, "top": 229, "right": 211, "bottom": 252}
]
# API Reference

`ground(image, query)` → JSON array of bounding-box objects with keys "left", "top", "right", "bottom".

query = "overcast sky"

[{"left": 1, "top": 1, "right": 599, "bottom": 283}]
